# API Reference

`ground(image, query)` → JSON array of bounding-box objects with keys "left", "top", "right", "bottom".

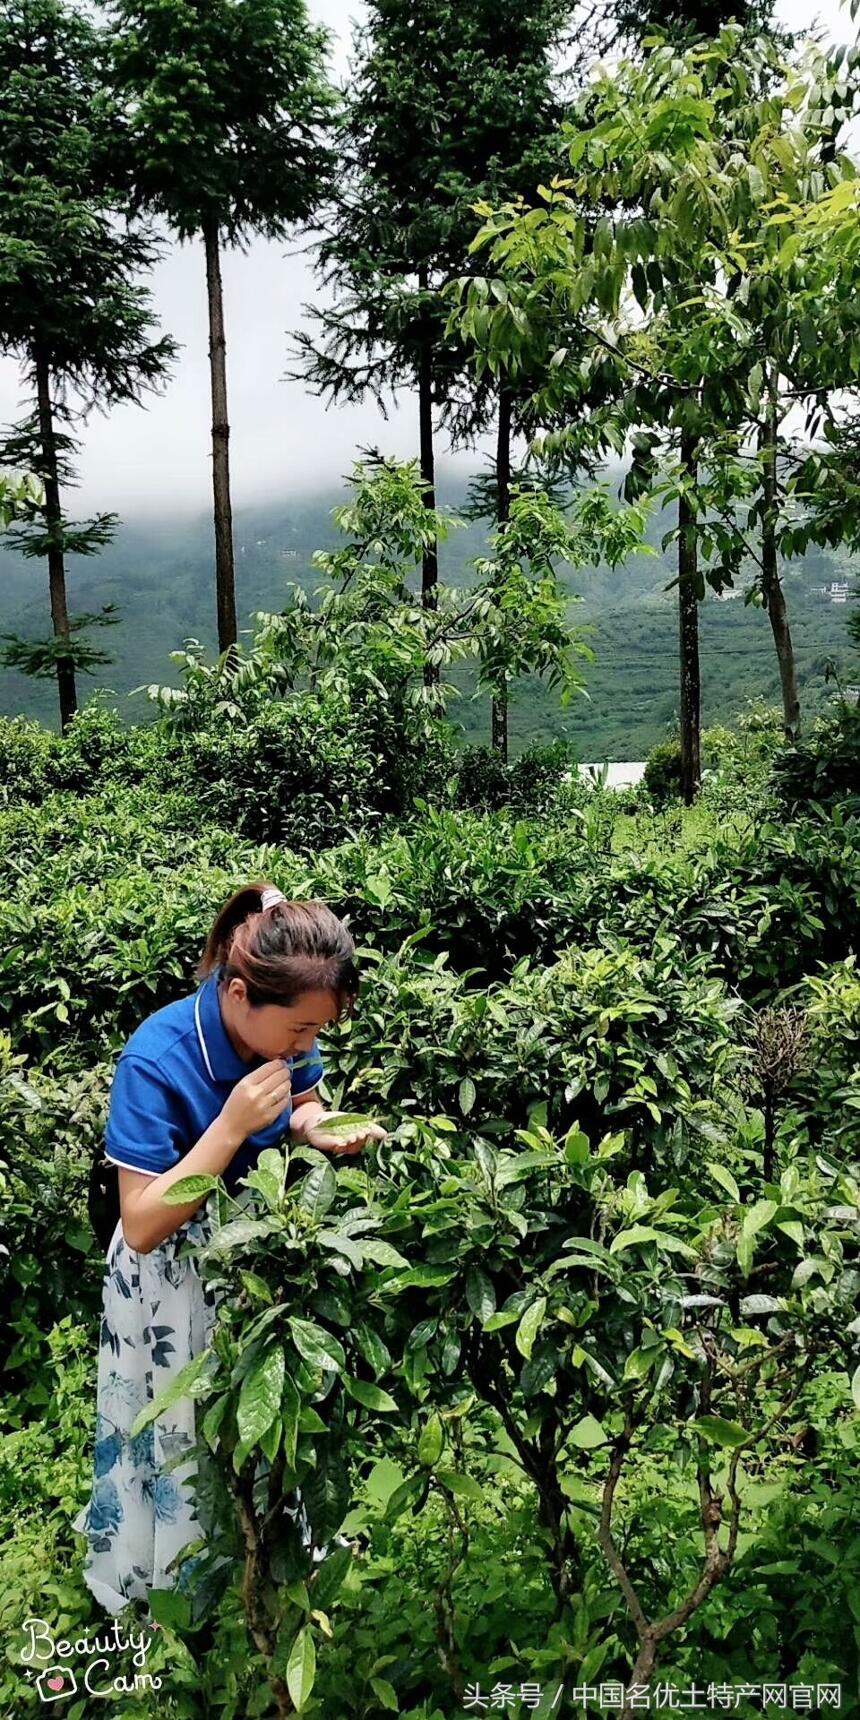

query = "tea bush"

[
  {"left": 770, "top": 703, "right": 860, "bottom": 817},
  {"left": 135, "top": 1086, "right": 857, "bottom": 1712},
  {"left": 2, "top": 688, "right": 860, "bottom": 1717},
  {"left": 791, "top": 958, "right": 860, "bottom": 1161},
  {"left": 642, "top": 738, "right": 682, "bottom": 806},
  {"left": 0, "top": 713, "right": 59, "bottom": 805},
  {"left": 2, "top": 800, "right": 858, "bottom": 1079},
  {"left": 451, "top": 738, "right": 586, "bottom": 820},
  {"left": 639, "top": 706, "right": 785, "bottom": 821},
  {"left": 0, "top": 1035, "right": 108, "bottom": 1372}
]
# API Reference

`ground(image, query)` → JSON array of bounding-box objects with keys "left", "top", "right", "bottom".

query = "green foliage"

[
  {"left": 770, "top": 703, "right": 860, "bottom": 817},
  {"left": 136, "top": 457, "right": 622, "bottom": 796},
  {"left": 109, "top": 0, "right": 336, "bottom": 245},
  {"left": 0, "top": 469, "right": 42, "bottom": 527},
  {"left": 152, "top": 694, "right": 397, "bottom": 849},
  {"left": 451, "top": 737, "right": 583, "bottom": 817},
  {"left": 2, "top": 9, "right": 860, "bottom": 1706},
  {"left": 0, "top": 0, "right": 175, "bottom": 720},
  {"left": 0, "top": 603, "right": 121, "bottom": 680},
  {"left": 0, "top": 1033, "right": 108, "bottom": 1375},
  {"left": 0, "top": 0, "right": 172, "bottom": 393},
  {"left": 2, "top": 479, "right": 854, "bottom": 758},
  {"left": 131, "top": 1082, "right": 857, "bottom": 1701},
  {"left": 0, "top": 712, "right": 59, "bottom": 804},
  {"left": 468, "top": 484, "right": 649, "bottom": 716},
  {"left": 0, "top": 699, "right": 168, "bottom": 806},
  {"left": 451, "top": 27, "right": 860, "bottom": 792},
  {"left": 793, "top": 958, "right": 860, "bottom": 1163},
  {"left": 290, "top": 0, "right": 574, "bottom": 434},
  {"left": 1, "top": 631, "right": 859, "bottom": 1709},
  {"left": 643, "top": 738, "right": 683, "bottom": 806}
]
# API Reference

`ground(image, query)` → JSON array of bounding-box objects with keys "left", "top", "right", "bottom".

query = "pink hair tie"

[{"left": 260, "top": 887, "right": 286, "bottom": 912}]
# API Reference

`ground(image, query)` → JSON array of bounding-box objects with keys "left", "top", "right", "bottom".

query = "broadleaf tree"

[{"left": 450, "top": 25, "right": 859, "bottom": 790}]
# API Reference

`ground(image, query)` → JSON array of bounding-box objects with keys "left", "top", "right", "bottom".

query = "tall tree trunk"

[
  {"left": 491, "top": 376, "right": 513, "bottom": 759},
  {"left": 204, "top": 221, "right": 237, "bottom": 657},
  {"left": 34, "top": 345, "right": 76, "bottom": 731},
  {"left": 417, "top": 266, "right": 439, "bottom": 689},
  {"left": 759, "top": 372, "right": 800, "bottom": 742},
  {"left": 677, "top": 428, "right": 701, "bottom": 805}
]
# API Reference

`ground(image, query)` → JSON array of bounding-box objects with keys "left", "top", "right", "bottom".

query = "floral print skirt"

[
  {"left": 74, "top": 1207, "right": 336, "bottom": 1616},
  {"left": 72, "top": 1209, "right": 222, "bottom": 1614}
]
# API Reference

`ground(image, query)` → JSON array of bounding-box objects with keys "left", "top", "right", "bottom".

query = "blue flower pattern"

[
  {"left": 144, "top": 1472, "right": 182, "bottom": 1524},
  {"left": 86, "top": 1476, "right": 123, "bottom": 1537},
  {"left": 94, "top": 1428, "right": 123, "bottom": 1478}
]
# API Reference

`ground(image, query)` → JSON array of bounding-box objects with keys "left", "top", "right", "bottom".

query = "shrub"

[
  {"left": 642, "top": 737, "right": 682, "bottom": 805},
  {"left": 52, "top": 700, "right": 139, "bottom": 793},
  {"left": 147, "top": 686, "right": 460, "bottom": 849},
  {"left": 0, "top": 1037, "right": 108, "bottom": 1375},
  {"left": 2, "top": 792, "right": 858, "bottom": 1074},
  {"left": 0, "top": 683, "right": 459, "bottom": 850},
  {"left": 153, "top": 695, "right": 385, "bottom": 849},
  {"left": 791, "top": 957, "right": 860, "bottom": 1163},
  {"left": 448, "top": 743, "right": 512, "bottom": 811},
  {"left": 0, "top": 784, "right": 238, "bottom": 902},
  {"left": 451, "top": 738, "right": 585, "bottom": 819},
  {"left": 3, "top": 697, "right": 860, "bottom": 1710},
  {"left": 770, "top": 703, "right": 860, "bottom": 816},
  {"left": 0, "top": 701, "right": 148, "bottom": 808},
  {"left": 145, "top": 1092, "right": 857, "bottom": 1703},
  {"left": 302, "top": 807, "right": 597, "bottom": 981},
  {"left": 321, "top": 932, "right": 744, "bottom": 1185},
  {"left": 702, "top": 700, "right": 785, "bottom": 778},
  {"left": 0, "top": 714, "right": 58, "bottom": 806}
]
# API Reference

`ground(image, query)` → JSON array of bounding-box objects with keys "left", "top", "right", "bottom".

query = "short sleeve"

[
  {"left": 290, "top": 1039, "right": 325, "bottom": 1096},
  {"left": 104, "top": 1054, "right": 189, "bottom": 1177}
]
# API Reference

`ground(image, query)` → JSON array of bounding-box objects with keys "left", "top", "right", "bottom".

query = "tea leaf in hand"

[{"left": 312, "top": 1112, "right": 380, "bottom": 1140}]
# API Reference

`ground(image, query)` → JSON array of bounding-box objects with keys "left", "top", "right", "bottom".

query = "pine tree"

[
  {"left": 290, "top": 0, "right": 574, "bottom": 688},
  {"left": 0, "top": 0, "right": 174, "bottom": 729}
]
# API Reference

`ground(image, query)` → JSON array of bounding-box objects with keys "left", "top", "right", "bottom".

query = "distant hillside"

[{"left": 1, "top": 472, "right": 857, "bottom": 758}]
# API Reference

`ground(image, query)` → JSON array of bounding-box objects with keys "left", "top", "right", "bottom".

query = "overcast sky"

[{"left": 0, "top": 0, "right": 854, "bottom": 517}]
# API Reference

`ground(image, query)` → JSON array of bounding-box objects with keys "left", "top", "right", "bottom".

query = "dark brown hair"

[{"left": 196, "top": 883, "right": 358, "bottom": 1015}]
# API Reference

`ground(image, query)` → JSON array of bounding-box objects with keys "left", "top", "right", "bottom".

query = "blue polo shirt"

[{"left": 104, "top": 966, "right": 326, "bottom": 1194}]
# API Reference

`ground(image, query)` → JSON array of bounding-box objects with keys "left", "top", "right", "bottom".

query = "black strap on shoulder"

[{"left": 87, "top": 1150, "right": 121, "bottom": 1255}]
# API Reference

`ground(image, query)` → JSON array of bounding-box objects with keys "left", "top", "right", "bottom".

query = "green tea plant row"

[
  {"left": 127, "top": 1082, "right": 859, "bottom": 1715},
  {"left": 1, "top": 703, "right": 859, "bottom": 1715}
]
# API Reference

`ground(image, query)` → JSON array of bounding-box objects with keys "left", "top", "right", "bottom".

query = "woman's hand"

[
  {"left": 301, "top": 1116, "right": 388, "bottom": 1157},
  {"left": 219, "top": 1060, "right": 293, "bottom": 1149}
]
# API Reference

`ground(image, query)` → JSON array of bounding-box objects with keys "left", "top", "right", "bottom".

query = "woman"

[{"left": 74, "top": 883, "right": 387, "bottom": 1614}]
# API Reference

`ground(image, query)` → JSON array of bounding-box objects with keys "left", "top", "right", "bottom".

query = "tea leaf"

[
  {"left": 162, "top": 1173, "right": 221, "bottom": 1205},
  {"left": 288, "top": 1317, "right": 346, "bottom": 1374},
  {"left": 515, "top": 1296, "right": 547, "bottom": 1361},
  {"left": 286, "top": 1626, "right": 316, "bottom": 1711},
  {"left": 343, "top": 1375, "right": 398, "bottom": 1412},
  {"left": 695, "top": 1415, "right": 749, "bottom": 1448},
  {"left": 237, "top": 1344, "right": 285, "bottom": 1447}
]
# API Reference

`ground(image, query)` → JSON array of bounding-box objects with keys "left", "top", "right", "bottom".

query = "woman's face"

[{"left": 220, "top": 980, "right": 340, "bottom": 1063}]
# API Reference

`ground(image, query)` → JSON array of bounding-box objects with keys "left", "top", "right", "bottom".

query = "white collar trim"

[{"left": 194, "top": 984, "right": 216, "bottom": 1082}]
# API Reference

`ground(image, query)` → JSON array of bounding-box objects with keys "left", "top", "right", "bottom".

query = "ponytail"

[
  {"left": 197, "top": 884, "right": 268, "bottom": 977},
  {"left": 196, "top": 882, "right": 358, "bottom": 1017}
]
